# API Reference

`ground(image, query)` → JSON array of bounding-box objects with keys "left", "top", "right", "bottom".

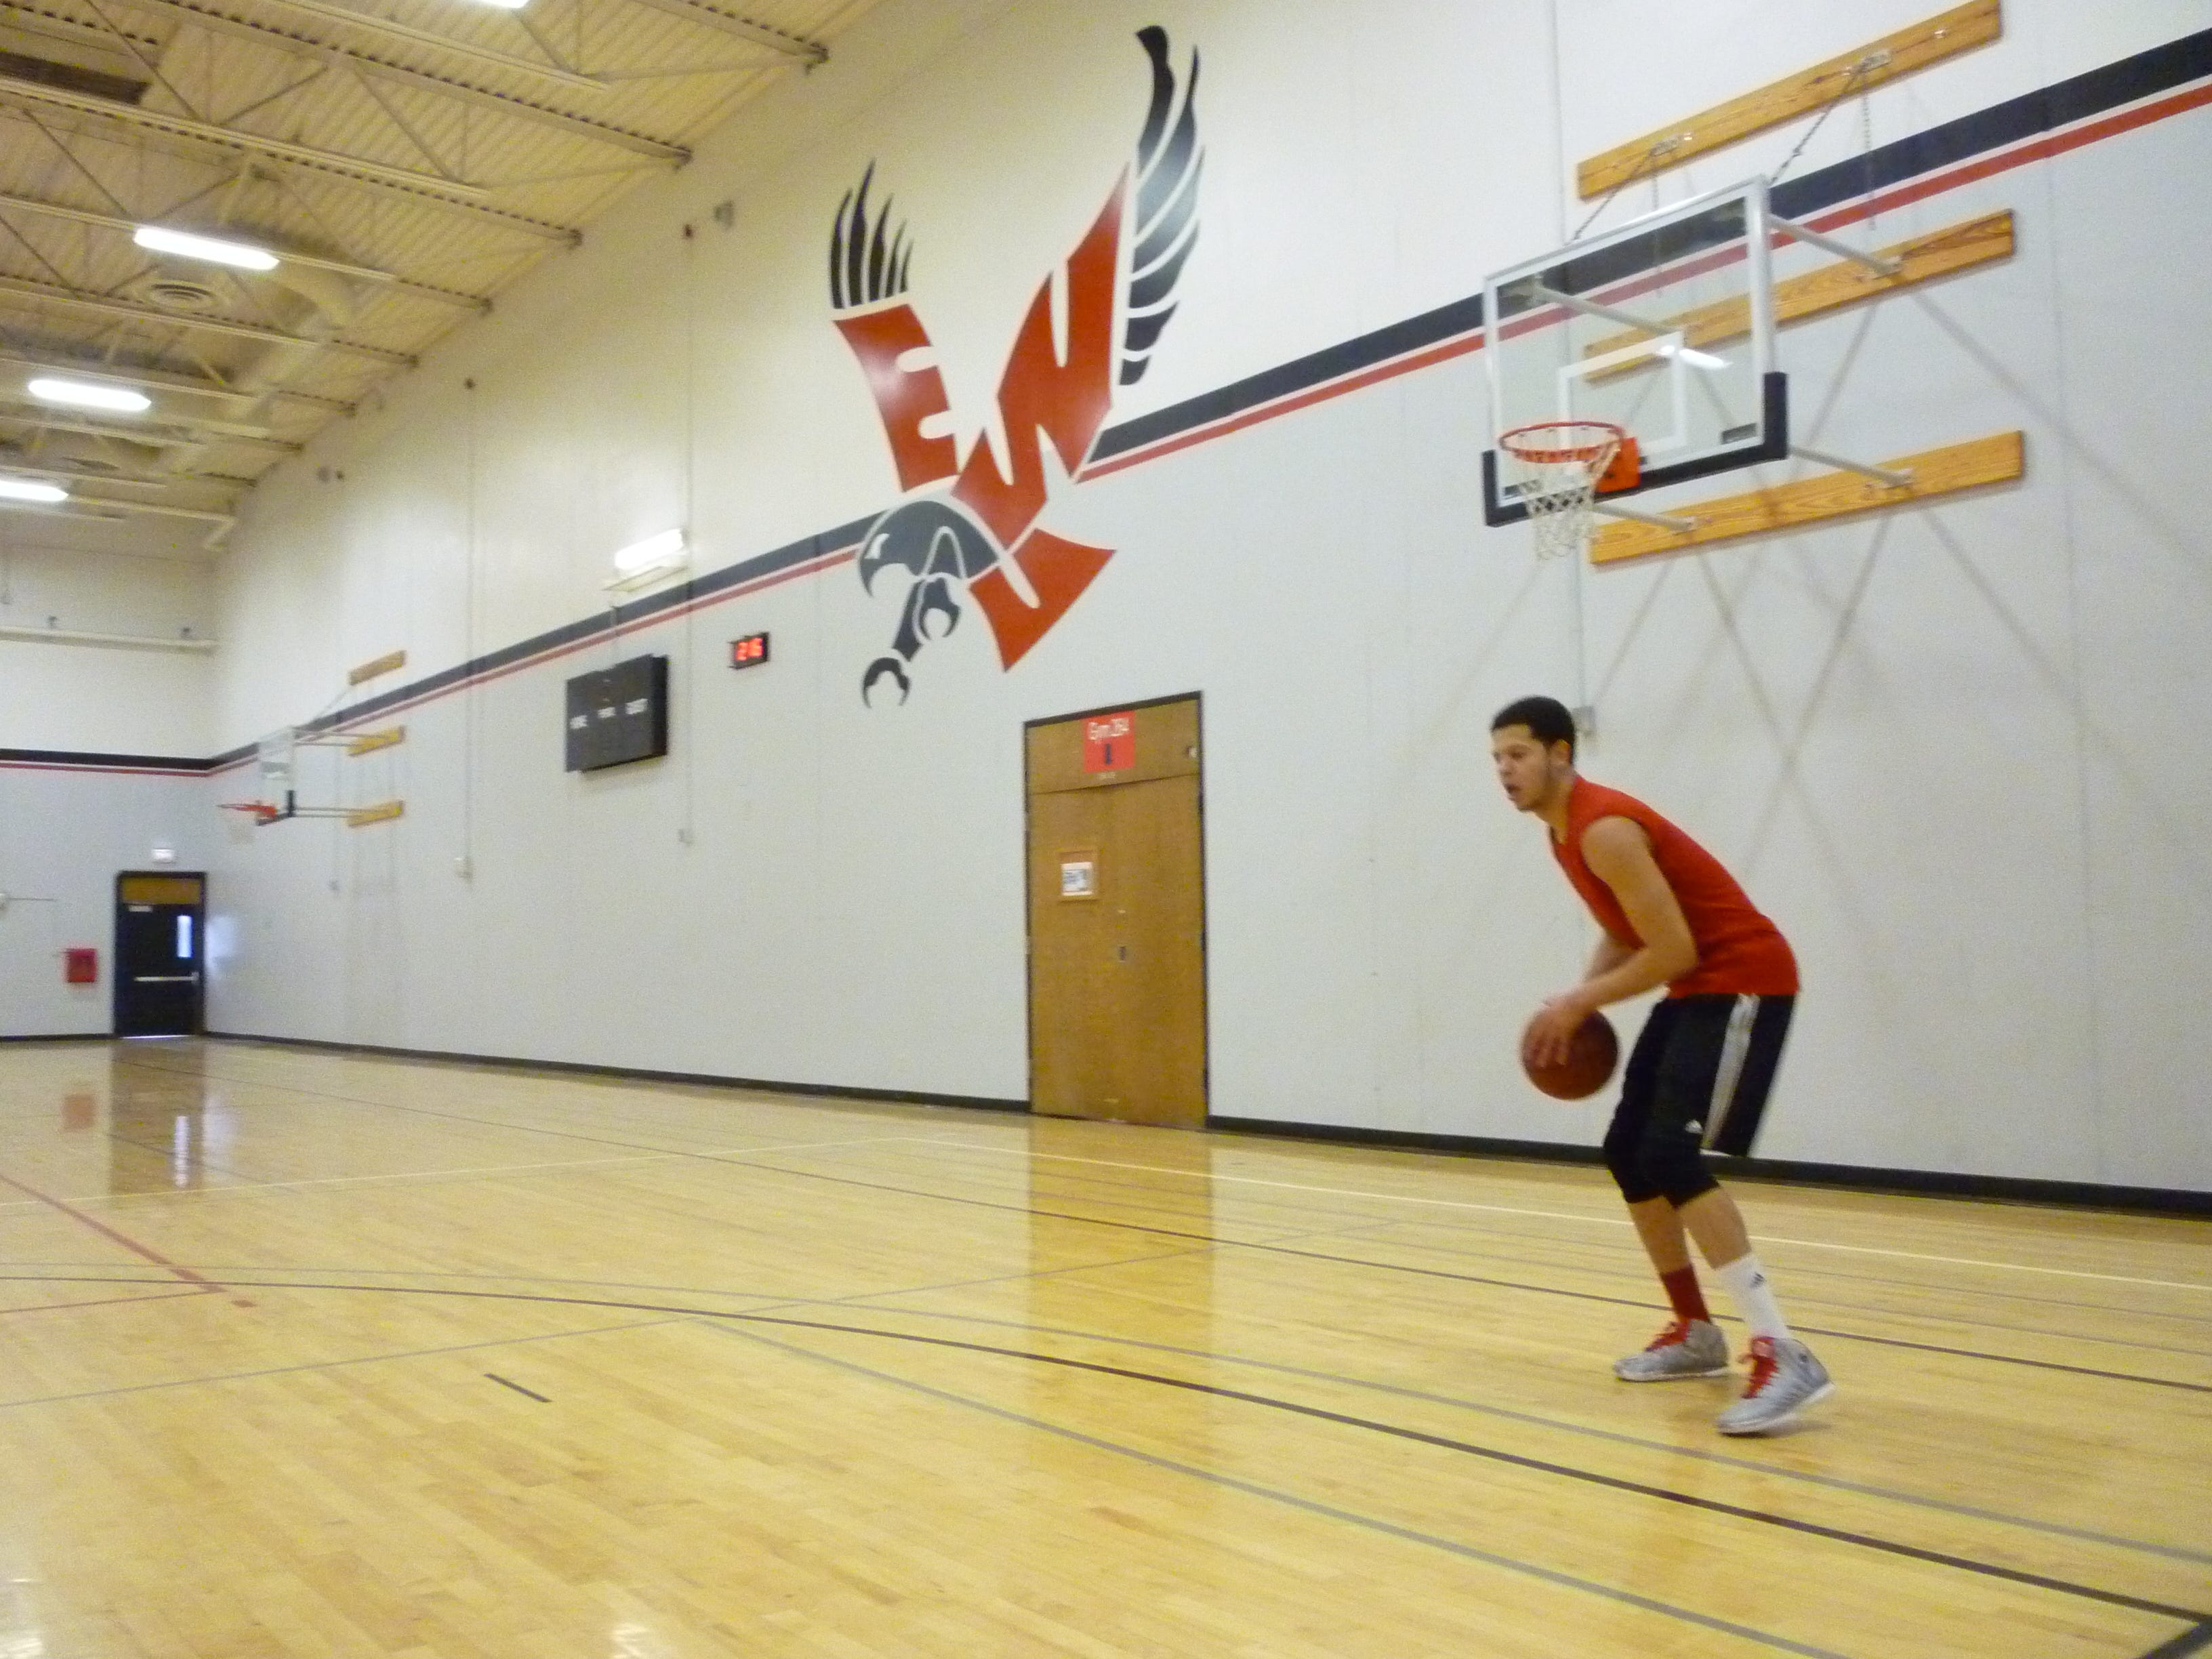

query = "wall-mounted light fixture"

[
  {"left": 28, "top": 377, "right": 152, "bottom": 414},
  {"left": 132, "top": 225, "right": 280, "bottom": 272},
  {"left": 605, "top": 529, "right": 689, "bottom": 594}
]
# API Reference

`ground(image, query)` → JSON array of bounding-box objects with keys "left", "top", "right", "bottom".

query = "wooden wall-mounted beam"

[
  {"left": 348, "top": 649, "right": 407, "bottom": 686},
  {"left": 1584, "top": 211, "right": 2015, "bottom": 376},
  {"left": 346, "top": 800, "right": 405, "bottom": 827},
  {"left": 345, "top": 726, "right": 406, "bottom": 758},
  {"left": 1576, "top": 1, "right": 2001, "bottom": 200},
  {"left": 1589, "top": 431, "right": 2023, "bottom": 565}
]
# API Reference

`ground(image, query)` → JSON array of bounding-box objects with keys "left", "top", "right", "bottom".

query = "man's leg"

[
  {"left": 1678, "top": 1184, "right": 1793, "bottom": 1344},
  {"left": 1636, "top": 995, "right": 1830, "bottom": 1433},
  {"left": 1625, "top": 1195, "right": 1711, "bottom": 1327},
  {"left": 1604, "top": 1006, "right": 1726, "bottom": 1379}
]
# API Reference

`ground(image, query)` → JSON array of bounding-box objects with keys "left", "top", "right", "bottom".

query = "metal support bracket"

[
  {"left": 1593, "top": 499, "right": 1698, "bottom": 532},
  {"left": 1791, "top": 444, "right": 1913, "bottom": 487},
  {"left": 1530, "top": 282, "right": 1673, "bottom": 338},
  {"left": 1769, "top": 213, "right": 1903, "bottom": 277}
]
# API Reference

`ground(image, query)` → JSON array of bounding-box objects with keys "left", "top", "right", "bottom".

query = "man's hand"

[{"left": 1523, "top": 991, "right": 1594, "bottom": 1071}]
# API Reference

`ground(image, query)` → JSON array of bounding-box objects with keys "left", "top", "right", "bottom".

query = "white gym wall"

[{"left": 5, "top": 0, "right": 2206, "bottom": 1193}]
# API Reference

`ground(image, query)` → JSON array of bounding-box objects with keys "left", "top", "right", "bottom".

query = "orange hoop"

[{"left": 1496, "top": 419, "right": 1629, "bottom": 560}]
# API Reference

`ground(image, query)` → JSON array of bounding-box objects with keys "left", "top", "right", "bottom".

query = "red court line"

[{"left": 0, "top": 1171, "right": 248, "bottom": 1305}]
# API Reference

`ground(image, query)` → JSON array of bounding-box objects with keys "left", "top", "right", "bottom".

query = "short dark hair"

[{"left": 1491, "top": 695, "right": 1577, "bottom": 760}]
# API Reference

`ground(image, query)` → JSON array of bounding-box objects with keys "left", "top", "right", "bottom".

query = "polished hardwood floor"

[{"left": 0, "top": 1038, "right": 2205, "bottom": 1658}]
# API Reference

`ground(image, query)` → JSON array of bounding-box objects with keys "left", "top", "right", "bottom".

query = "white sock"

[{"left": 1713, "top": 1253, "right": 1792, "bottom": 1343}]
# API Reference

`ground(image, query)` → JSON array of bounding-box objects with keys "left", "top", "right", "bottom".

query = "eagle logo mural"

[{"left": 829, "top": 27, "right": 1202, "bottom": 704}]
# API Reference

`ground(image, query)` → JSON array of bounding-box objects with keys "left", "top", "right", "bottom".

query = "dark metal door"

[{"left": 114, "top": 873, "right": 205, "bottom": 1037}]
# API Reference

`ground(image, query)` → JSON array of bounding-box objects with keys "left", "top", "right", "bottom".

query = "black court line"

[
  {"left": 1311, "top": 1223, "right": 2212, "bottom": 1360},
  {"left": 708, "top": 1311, "right": 2210, "bottom": 1629},
  {"left": 885, "top": 1152, "right": 2212, "bottom": 1357},
  {"left": 484, "top": 1372, "right": 550, "bottom": 1402},
  {"left": 2142, "top": 1621, "right": 2212, "bottom": 1659},
  {"left": 686, "top": 1155, "right": 2212, "bottom": 1395},
  {"left": 811, "top": 1300, "right": 2212, "bottom": 1569},
  {"left": 706, "top": 1322, "right": 1853, "bottom": 1659},
  {"left": 103, "top": 1056, "right": 2212, "bottom": 1393},
  {"left": 7, "top": 1246, "right": 2200, "bottom": 1568},
  {"left": 0, "top": 1317, "right": 674, "bottom": 1410},
  {"left": 3, "top": 1270, "right": 2199, "bottom": 1634}
]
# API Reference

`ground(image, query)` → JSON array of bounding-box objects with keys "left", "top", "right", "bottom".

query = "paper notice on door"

[{"left": 1059, "top": 854, "right": 1097, "bottom": 899}]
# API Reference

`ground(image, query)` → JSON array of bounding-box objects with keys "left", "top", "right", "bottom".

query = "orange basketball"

[{"left": 1522, "top": 1010, "right": 1620, "bottom": 1101}]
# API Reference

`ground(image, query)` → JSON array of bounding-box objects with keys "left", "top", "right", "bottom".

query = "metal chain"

[
  {"left": 1574, "top": 49, "right": 1885, "bottom": 242},
  {"left": 1771, "top": 52, "right": 1885, "bottom": 186}
]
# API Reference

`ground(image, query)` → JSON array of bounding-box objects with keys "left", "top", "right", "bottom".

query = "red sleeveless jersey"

[{"left": 1550, "top": 777, "right": 1798, "bottom": 998}]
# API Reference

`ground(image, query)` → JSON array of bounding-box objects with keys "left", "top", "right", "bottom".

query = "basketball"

[{"left": 1522, "top": 1010, "right": 1619, "bottom": 1101}]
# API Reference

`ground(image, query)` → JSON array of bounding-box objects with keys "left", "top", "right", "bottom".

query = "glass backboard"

[{"left": 1483, "top": 178, "right": 1786, "bottom": 526}]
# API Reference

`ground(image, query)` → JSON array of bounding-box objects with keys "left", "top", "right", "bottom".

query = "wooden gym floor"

[{"left": 0, "top": 1040, "right": 2205, "bottom": 1658}]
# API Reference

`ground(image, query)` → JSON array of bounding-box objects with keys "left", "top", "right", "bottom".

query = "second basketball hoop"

[{"left": 1498, "top": 419, "right": 1635, "bottom": 560}]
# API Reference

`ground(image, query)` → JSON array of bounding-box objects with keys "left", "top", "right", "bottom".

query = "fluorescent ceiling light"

[
  {"left": 132, "top": 225, "right": 279, "bottom": 271},
  {"left": 0, "top": 478, "right": 69, "bottom": 504},
  {"left": 468, "top": 0, "right": 530, "bottom": 10},
  {"left": 28, "top": 377, "right": 152, "bottom": 414},
  {"left": 609, "top": 528, "right": 688, "bottom": 584}
]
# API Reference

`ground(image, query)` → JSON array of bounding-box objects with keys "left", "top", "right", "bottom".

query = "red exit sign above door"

[{"left": 1083, "top": 713, "right": 1133, "bottom": 773}]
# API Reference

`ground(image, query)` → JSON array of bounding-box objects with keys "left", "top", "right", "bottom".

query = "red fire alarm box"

[{"left": 64, "top": 947, "right": 97, "bottom": 985}]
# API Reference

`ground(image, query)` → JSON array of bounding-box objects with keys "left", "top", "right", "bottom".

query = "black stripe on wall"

[
  {"left": 43, "top": 27, "right": 2212, "bottom": 773},
  {"left": 1092, "top": 26, "right": 2212, "bottom": 465},
  {"left": 0, "top": 747, "right": 213, "bottom": 773}
]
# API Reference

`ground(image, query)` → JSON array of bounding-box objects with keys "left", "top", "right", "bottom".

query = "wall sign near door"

[
  {"left": 1083, "top": 713, "right": 1133, "bottom": 773},
  {"left": 730, "top": 632, "right": 771, "bottom": 669}
]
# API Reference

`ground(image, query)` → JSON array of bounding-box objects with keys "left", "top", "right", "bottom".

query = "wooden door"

[{"left": 1026, "top": 699, "right": 1206, "bottom": 1126}]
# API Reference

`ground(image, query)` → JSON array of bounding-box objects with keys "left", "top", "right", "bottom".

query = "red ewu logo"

[{"left": 830, "top": 27, "right": 1202, "bottom": 704}]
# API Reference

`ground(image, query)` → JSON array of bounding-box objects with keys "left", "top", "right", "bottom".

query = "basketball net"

[{"left": 1499, "top": 420, "right": 1624, "bottom": 562}]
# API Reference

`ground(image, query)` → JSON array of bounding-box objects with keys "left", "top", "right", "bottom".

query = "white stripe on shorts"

[{"left": 1702, "top": 994, "right": 1760, "bottom": 1150}]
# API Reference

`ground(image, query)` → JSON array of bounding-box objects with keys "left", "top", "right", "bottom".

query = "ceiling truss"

[{"left": 0, "top": 0, "right": 871, "bottom": 559}]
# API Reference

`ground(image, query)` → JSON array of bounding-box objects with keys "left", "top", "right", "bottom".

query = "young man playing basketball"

[{"left": 1492, "top": 695, "right": 1832, "bottom": 1434}]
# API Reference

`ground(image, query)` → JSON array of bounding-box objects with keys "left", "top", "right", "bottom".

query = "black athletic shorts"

[{"left": 1612, "top": 993, "right": 1795, "bottom": 1171}]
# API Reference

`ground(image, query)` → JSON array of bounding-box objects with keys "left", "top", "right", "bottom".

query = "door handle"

[{"left": 134, "top": 975, "right": 197, "bottom": 983}]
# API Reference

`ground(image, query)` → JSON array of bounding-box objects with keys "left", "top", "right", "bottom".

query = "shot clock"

[{"left": 729, "top": 632, "right": 771, "bottom": 670}]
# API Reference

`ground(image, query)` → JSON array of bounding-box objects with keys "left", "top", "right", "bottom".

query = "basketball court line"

[
  {"left": 1344, "top": 1210, "right": 2212, "bottom": 1326},
  {"left": 0, "top": 1314, "right": 678, "bottom": 1412},
  {"left": 7, "top": 1251, "right": 2201, "bottom": 1578},
  {"left": 899, "top": 1142, "right": 2212, "bottom": 1293},
  {"left": 0, "top": 1168, "right": 241, "bottom": 1303},
  {"left": 129, "top": 1054, "right": 2204, "bottom": 1297},
  {"left": 1313, "top": 1227, "right": 2212, "bottom": 1360},
  {"left": 626, "top": 1152, "right": 2212, "bottom": 1391},
  {"left": 2139, "top": 1620, "right": 2212, "bottom": 1659},
  {"left": 0, "top": 1134, "right": 934, "bottom": 1214},
  {"left": 803, "top": 1300, "right": 2212, "bottom": 1570},
  {"left": 703, "top": 1310, "right": 2211, "bottom": 1628},
  {"left": 63, "top": 1062, "right": 2212, "bottom": 1368},
  {"left": 0, "top": 1288, "right": 204, "bottom": 1319},
  {"left": 861, "top": 1145, "right": 2212, "bottom": 1339},
  {"left": 710, "top": 1318, "right": 2182, "bottom": 1659},
  {"left": 701, "top": 1323, "right": 1855, "bottom": 1658},
  {"left": 794, "top": 1149, "right": 2212, "bottom": 1351}
]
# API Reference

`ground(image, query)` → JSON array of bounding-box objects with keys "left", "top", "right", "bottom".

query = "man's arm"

[
  {"left": 1526, "top": 817, "right": 1698, "bottom": 1067},
  {"left": 1584, "top": 933, "right": 1635, "bottom": 982}
]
